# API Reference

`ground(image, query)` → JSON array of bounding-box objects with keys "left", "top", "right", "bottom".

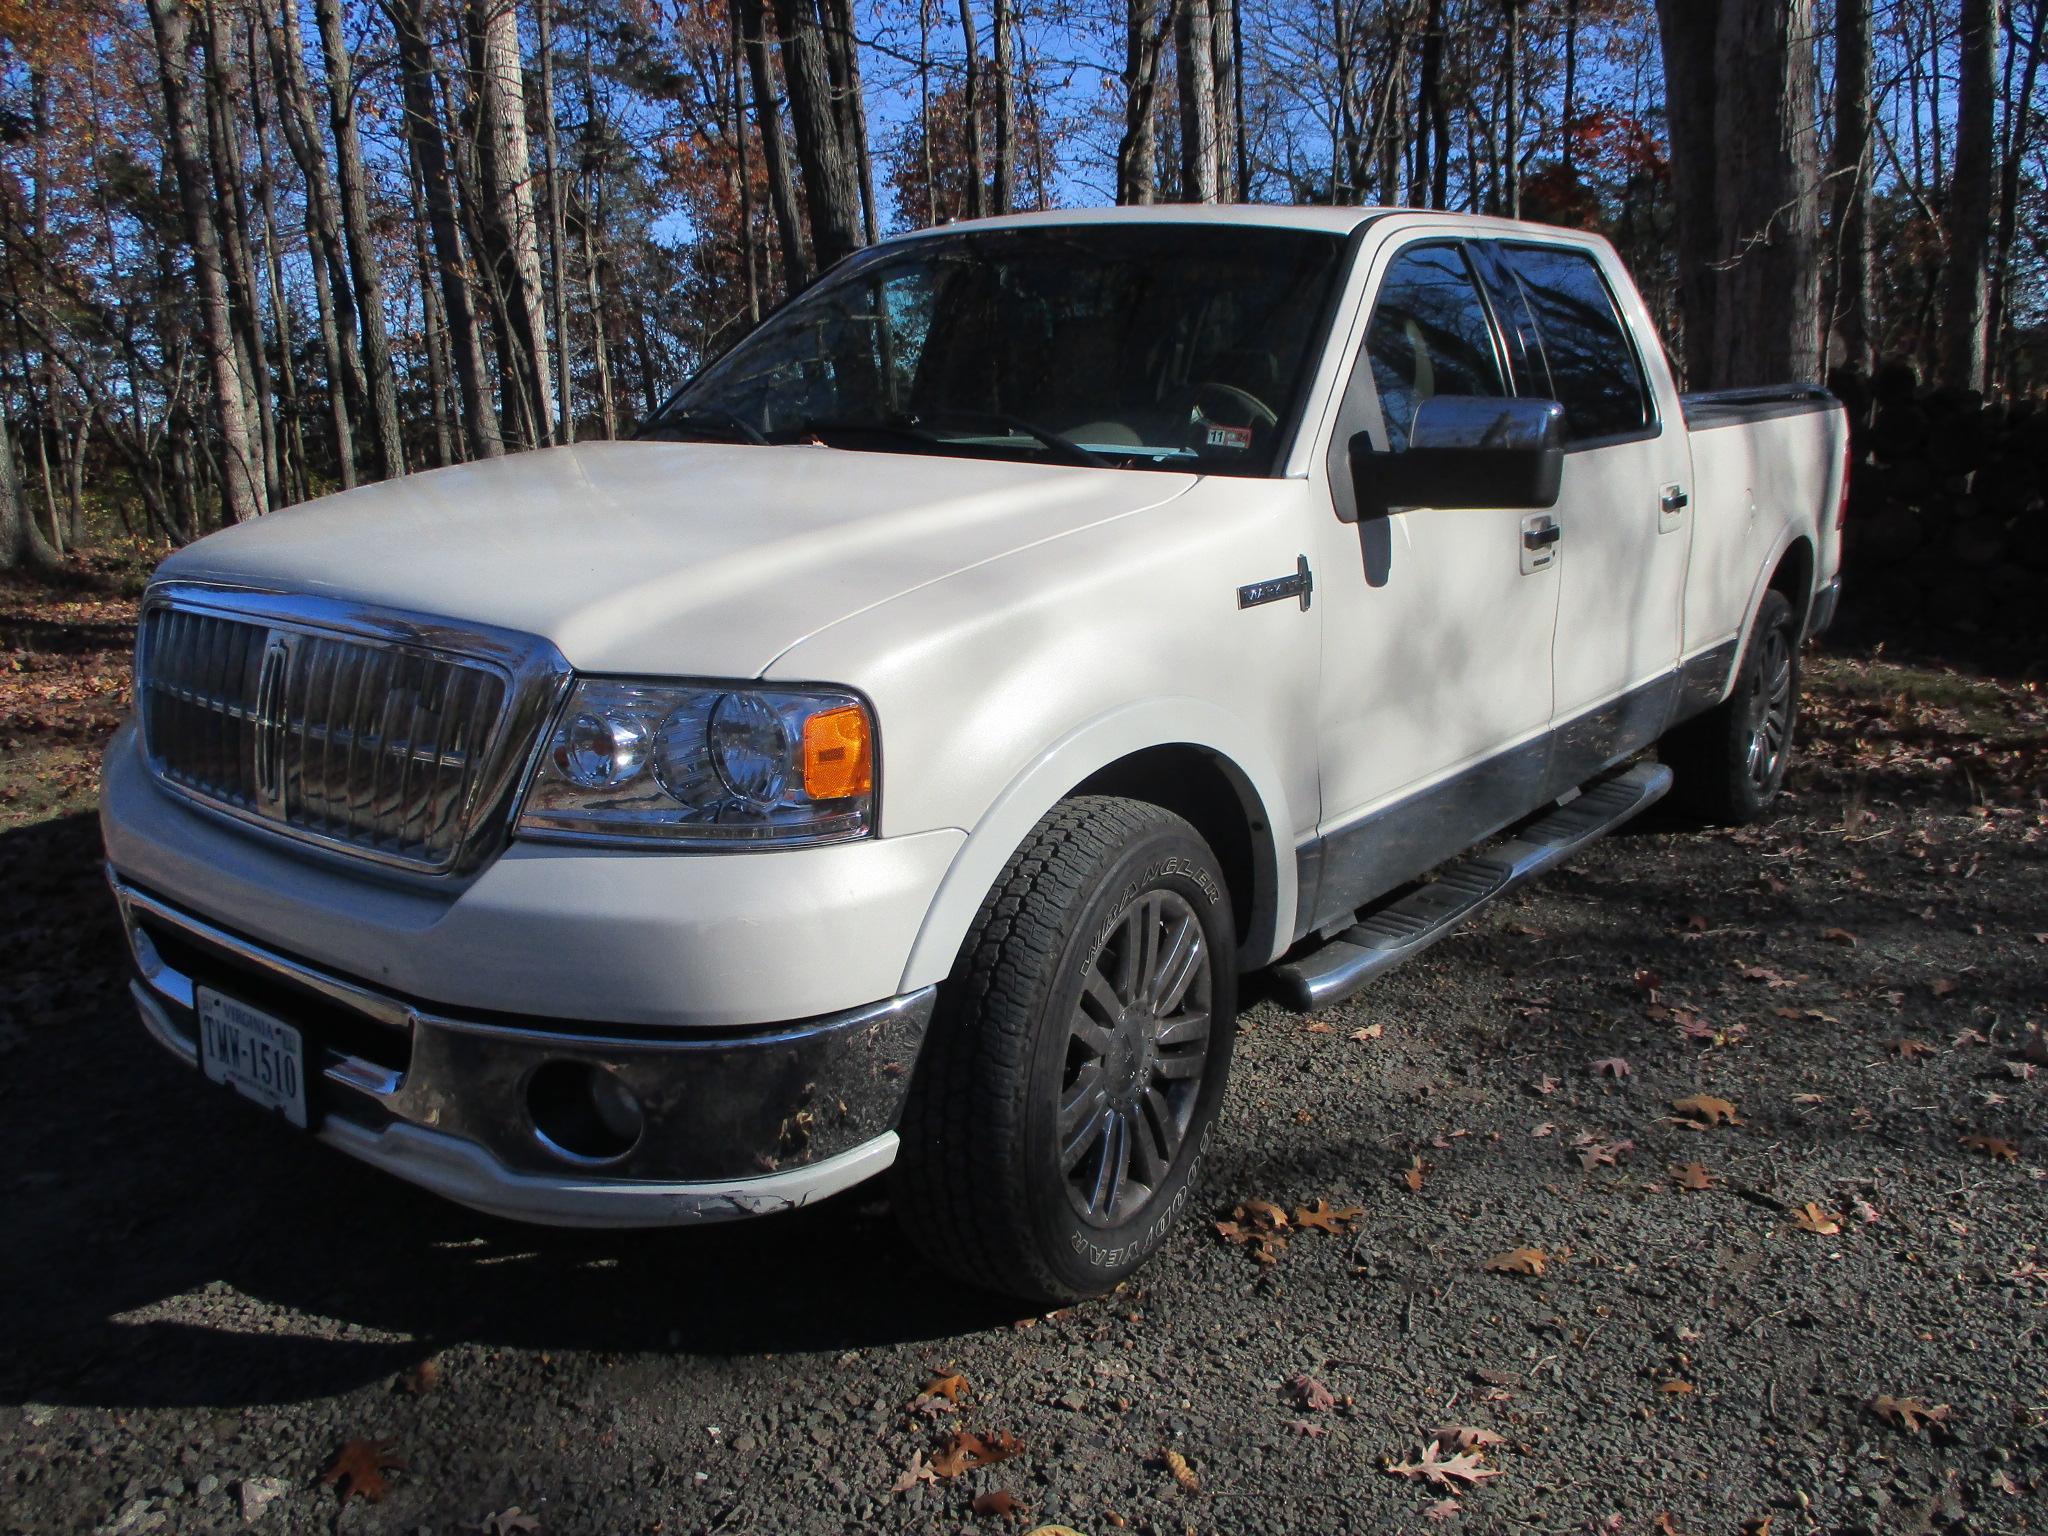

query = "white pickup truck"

[{"left": 102, "top": 207, "right": 1846, "bottom": 1301}]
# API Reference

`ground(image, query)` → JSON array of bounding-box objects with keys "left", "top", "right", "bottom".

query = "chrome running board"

[{"left": 1272, "top": 760, "right": 1673, "bottom": 1012}]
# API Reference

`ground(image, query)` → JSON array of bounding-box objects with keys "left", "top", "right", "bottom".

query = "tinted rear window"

[{"left": 1497, "top": 245, "right": 1651, "bottom": 443}]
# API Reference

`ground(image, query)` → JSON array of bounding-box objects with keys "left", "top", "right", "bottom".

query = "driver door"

[{"left": 1304, "top": 238, "right": 1561, "bottom": 933}]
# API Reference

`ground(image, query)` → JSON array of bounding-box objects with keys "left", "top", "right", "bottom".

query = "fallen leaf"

[
  {"left": 1426, "top": 1497, "right": 1461, "bottom": 1521},
  {"left": 401, "top": 1358, "right": 441, "bottom": 1397},
  {"left": 1659, "top": 1380, "right": 1694, "bottom": 1395},
  {"left": 1578, "top": 1137, "right": 1634, "bottom": 1171},
  {"left": 1304, "top": 1021, "right": 1334, "bottom": 1034},
  {"left": 1531, "top": 1075, "right": 1560, "bottom": 1096},
  {"left": 1287, "top": 1418, "right": 1328, "bottom": 1438},
  {"left": 1505, "top": 920, "right": 1546, "bottom": 938},
  {"left": 1240, "top": 1198, "right": 1290, "bottom": 1228},
  {"left": 1851, "top": 1198, "right": 1882, "bottom": 1224},
  {"left": 931, "top": 1430, "right": 1025, "bottom": 1479},
  {"left": 972, "top": 1490, "right": 1026, "bottom": 1519},
  {"left": 1653, "top": 1515, "right": 1680, "bottom": 1535},
  {"left": 1821, "top": 927, "right": 1859, "bottom": 946},
  {"left": 1350, "top": 1023, "right": 1384, "bottom": 1042},
  {"left": 1870, "top": 1394, "right": 1952, "bottom": 1435},
  {"left": 1161, "top": 1448, "right": 1200, "bottom": 1492},
  {"left": 1288, "top": 1374, "right": 1337, "bottom": 1411},
  {"left": 1385, "top": 1441, "right": 1505, "bottom": 1488},
  {"left": 924, "top": 1371, "right": 970, "bottom": 1403},
  {"left": 1530, "top": 1122, "right": 1556, "bottom": 1139},
  {"left": 1743, "top": 1518, "right": 1774, "bottom": 1536},
  {"left": 1484, "top": 1247, "right": 1548, "bottom": 1276},
  {"left": 1294, "top": 1200, "right": 1363, "bottom": 1235},
  {"left": 1932, "top": 977, "right": 1959, "bottom": 997},
  {"left": 1671, "top": 1094, "right": 1740, "bottom": 1127},
  {"left": 1962, "top": 1135, "right": 2019, "bottom": 1161},
  {"left": 1673, "top": 1162, "right": 1716, "bottom": 1191},
  {"left": 476, "top": 1510, "right": 541, "bottom": 1536},
  {"left": 321, "top": 1439, "right": 407, "bottom": 1506},
  {"left": 1402, "top": 1156, "right": 1430, "bottom": 1193},
  {"left": 1889, "top": 1038, "right": 1936, "bottom": 1060},
  {"left": 1790, "top": 1202, "right": 1843, "bottom": 1235},
  {"left": 1633, "top": 968, "right": 1661, "bottom": 996},
  {"left": 890, "top": 1450, "right": 938, "bottom": 1493},
  {"left": 1433, "top": 1425, "right": 1506, "bottom": 1452}
]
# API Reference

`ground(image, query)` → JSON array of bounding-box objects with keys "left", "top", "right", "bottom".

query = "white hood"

[{"left": 158, "top": 441, "right": 1198, "bottom": 677}]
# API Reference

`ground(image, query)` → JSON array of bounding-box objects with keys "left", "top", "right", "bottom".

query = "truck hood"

[{"left": 158, "top": 441, "right": 1198, "bottom": 676}]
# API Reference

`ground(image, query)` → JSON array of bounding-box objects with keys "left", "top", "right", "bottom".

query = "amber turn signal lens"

[{"left": 802, "top": 705, "right": 873, "bottom": 799}]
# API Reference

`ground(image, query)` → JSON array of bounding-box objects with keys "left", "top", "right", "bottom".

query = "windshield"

[{"left": 648, "top": 224, "right": 1348, "bottom": 476}]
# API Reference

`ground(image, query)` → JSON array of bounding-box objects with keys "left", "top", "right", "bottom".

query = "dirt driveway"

[{"left": 3, "top": 575, "right": 2044, "bottom": 1535}]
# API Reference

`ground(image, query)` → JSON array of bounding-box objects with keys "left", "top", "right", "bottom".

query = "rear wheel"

[
  {"left": 1661, "top": 588, "right": 1800, "bottom": 824},
  {"left": 892, "top": 796, "right": 1237, "bottom": 1302}
]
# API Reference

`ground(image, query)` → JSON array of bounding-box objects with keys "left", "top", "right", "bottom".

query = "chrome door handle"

[{"left": 1660, "top": 485, "right": 1689, "bottom": 513}]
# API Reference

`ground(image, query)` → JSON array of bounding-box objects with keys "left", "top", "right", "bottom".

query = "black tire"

[
  {"left": 1661, "top": 588, "right": 1801, "bottom": 824},
  {"left": 892, "top": 796, "right": 1237, "bottom": 1303}
]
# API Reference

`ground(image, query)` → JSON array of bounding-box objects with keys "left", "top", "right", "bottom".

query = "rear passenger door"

[{"left": 1471, "top": 241, "right": 1691, "bottom": 781}]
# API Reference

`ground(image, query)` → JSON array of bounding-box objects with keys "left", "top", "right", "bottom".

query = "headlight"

[{"left": 516, "top": 679, "right": 875, "bottom": 847}]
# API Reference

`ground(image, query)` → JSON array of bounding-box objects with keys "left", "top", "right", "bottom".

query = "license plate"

[{"left": 198, "top": 988, "right": 308, "bottom": 1129}]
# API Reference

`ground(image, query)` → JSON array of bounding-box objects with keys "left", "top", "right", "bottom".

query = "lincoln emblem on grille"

[{"left": 252, "top": 631, "right": 294, "bottom": 817}]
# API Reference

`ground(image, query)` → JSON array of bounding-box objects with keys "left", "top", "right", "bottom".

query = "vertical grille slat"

[{"left": 137, "top": 603, "right": 515, "bottom": 872}]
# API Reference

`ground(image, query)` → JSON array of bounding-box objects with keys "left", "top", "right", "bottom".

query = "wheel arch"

[{"left": 897, "top": 701, "right": 1299, "bottom": 994}]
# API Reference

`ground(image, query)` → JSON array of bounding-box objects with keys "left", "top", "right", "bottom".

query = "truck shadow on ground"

[{"left": 0, "top": 814, "right": 1027, "bottom": 1413}]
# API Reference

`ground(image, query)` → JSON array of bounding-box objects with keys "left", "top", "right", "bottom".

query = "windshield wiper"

[
  {"left": 639, "top": 407, "right": 768, "bottom": 445},
  {"left": 909, "top": 410, "right": 1110, "bottom": 469}
]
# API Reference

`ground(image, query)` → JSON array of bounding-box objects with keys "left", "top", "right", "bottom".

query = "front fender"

[{"left": 897, "top": 697, "right": 1301, "bottom": 994}]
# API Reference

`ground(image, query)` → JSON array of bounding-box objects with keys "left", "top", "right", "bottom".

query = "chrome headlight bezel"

[{"left": 515, "top": 677, "right": 877, "bottom": 849}]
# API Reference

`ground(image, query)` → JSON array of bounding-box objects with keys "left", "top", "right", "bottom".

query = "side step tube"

[{"left": 1272, "top": 760, "right": 1673, "bottom": 1012}]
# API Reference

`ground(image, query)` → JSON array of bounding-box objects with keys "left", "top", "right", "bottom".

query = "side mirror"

[{"left": 1348, "top": 397, "right": 1566, "bottom": 522}]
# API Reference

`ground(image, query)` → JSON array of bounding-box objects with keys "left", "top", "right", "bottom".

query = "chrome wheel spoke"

[
  {"left": 1060, "top": 1079, "right": 1112, "bottom": 1174},
  {"left": 1153, "top": 1047, "right": 1206, "bottom": 1081},
  {"left": 1087, "top": 1110, "right": 1131, "bottom": 1218},
  {"left": 1153, "top": 917, "right": 1204, "bottom": 1014},
  {"left": 1154, "top": 1009, "right": 1210, "bottom": 1048},
  {"left": 1132, "top": 1087, "right": 1182, "bottom": 1185}
]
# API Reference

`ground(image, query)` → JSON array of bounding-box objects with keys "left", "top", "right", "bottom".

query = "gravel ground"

[{"left": 3, "top": 586, "right": 2045, "bottom": 1535}]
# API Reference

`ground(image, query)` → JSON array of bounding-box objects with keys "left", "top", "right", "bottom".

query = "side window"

[
  {"left": 1496, "top": 245, "right": 1651, "bottom": 443},
  {"left": 1362, "top": 245, "right": 1505, "bottom": 452}
]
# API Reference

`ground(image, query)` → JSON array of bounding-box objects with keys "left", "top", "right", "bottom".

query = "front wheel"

[
  {"left": 1661, "top": 588, "right": 1801, "bottom": 824},
  {"left": 892, "top": 796, "right": 1237, "bottom": 1302}
]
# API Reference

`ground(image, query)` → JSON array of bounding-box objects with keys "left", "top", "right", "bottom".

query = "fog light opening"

[{"left": 526, "top": 1060, "right": 644, "bottom": 1165}]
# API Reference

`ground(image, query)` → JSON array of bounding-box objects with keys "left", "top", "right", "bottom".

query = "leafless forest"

[{"left": 0, "top": 0, "right": 2035, "bottom": 560}]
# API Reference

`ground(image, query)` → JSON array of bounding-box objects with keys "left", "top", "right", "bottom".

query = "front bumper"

[{"left": 114, "top": 873, "right": 934, "bottom": 1226}]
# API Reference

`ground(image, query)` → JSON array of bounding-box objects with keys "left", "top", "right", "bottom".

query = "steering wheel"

[{"left": 1174, "top": 380, "right": 1279, "bottom": 455}]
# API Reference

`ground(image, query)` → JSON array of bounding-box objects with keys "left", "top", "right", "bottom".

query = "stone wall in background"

[{"left": 1827, "top": 366, "right": 2048, "bottom": 648}]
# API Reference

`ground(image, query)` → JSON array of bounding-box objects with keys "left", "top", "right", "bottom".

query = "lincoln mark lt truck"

[{"left": 102, "top": 207, "right": 1847, "bottom": 1302}]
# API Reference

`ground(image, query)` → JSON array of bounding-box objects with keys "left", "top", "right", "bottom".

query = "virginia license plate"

[{"left": 197, "top": 988, "right": 308, "bottom": 1129}]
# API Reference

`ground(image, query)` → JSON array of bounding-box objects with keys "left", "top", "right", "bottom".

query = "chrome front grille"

[{"left": 137, "top": 589, "right": 568, "bottom": 874}]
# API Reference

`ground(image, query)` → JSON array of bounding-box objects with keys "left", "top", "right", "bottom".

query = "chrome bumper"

[{"left": 112, "top": 870, "right": 934, "bottom": 1227}]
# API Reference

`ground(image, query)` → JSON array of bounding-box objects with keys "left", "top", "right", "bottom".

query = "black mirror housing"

[{"left": 1347, "top": 397, "right": 1566, "bottom": 522}]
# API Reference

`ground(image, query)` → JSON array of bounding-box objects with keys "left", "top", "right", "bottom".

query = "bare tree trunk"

[
  {"left": 1990, "top": 1, "right": 2043, "bottom": 386},
  {"left": 1116, "top": 0, "right": 1173, "bottom": 204},
  {"left": 1176, "top": 0, "right": 1219, "bottom": 201},
  {"left": 1656, "top": 0, "right": 1823, "bottom": 388},
  {"left": 771, "top": 0, "right": 863, "bottom": 266},
  {"left": 313, "top": 0, "right": 406, "bottom": 477},
  {"left": 1561, "top": 0, "right": 1578, "bottom": 174},
  {"left": 738, "top": 0, "right": 811, "bottom": 285},
  {"left": 1831, "top": 0, "right": 1874, "bottom": 372},
  {"left": 992, "top": 0, "right": 1017, "bottom": 212},
  {"left": 147, "top": 0, "right": 264, "bottom": 523},
  {"left": 537, "top": 0, "right": 576, "bottom": 437},
  {"left": 260, "top": 0, "right": 360, "bottom": 487},
  {"left": 824, "top": 0, "right": 880, "bottom": 243},
  {"left": 1211, "top": 0, "right": 1239, "bottom": 200},
  {"left": 387, "top": 0, "right": 505, "bottom": 457},
  {"left": 250, "top": 40, "right": 309, "bottom": 504},
  {"left": 405, "top": 124, "right": 461, "bottom": 464},
  {"left": 471, "top": 0, "right": 556, "bottom": 443},
  {"left": 957, "top": 0, "right": 987, "bottom": 217},
  {"left": 1942, "top": 0, "right": 1997, "bottom": 391},
  {"left": 1502, "top": 0, "right": 1522, "bottom": 217},
  {"left": 199, "top": 6, "right": 278, "bottom": 512},
  {"left": 731, "top": 11, "right": 761, "bottom": 322}
]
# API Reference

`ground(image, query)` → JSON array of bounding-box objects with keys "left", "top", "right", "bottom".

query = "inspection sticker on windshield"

[{"left": 1205, "top": 423, "right": 1253, "bottom": 451}]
